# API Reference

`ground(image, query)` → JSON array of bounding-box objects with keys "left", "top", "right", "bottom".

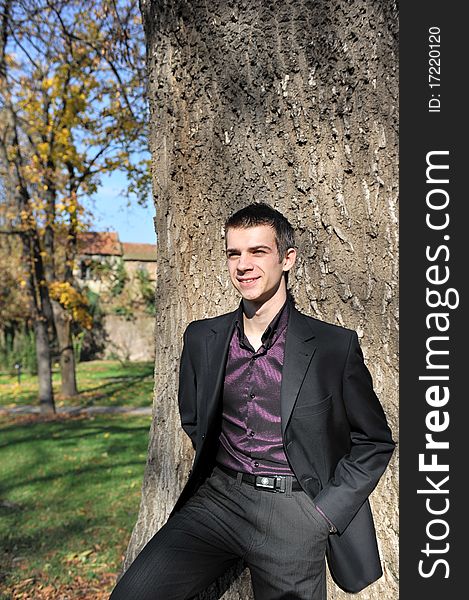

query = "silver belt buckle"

[
  {"left": 255, "top": 476, "right": 276, "bottom": 491},
  {"left": 254, "top": 475, "right": 287, "bottom": 493}
]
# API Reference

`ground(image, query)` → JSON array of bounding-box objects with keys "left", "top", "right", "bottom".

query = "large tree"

[{"left": 124, "top": 1, "right": 398, "bottom": 598}]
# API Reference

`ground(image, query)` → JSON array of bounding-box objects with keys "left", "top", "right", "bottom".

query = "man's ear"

[{"left": 283, "top": 247, "right": 297, "bottom": 272}]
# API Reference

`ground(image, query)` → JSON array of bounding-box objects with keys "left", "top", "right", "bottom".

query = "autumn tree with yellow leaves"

[{"left": 0, "top": 0, "right": 149, "bottom": 411}]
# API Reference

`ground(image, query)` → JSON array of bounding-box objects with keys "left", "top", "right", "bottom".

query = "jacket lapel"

[
  {"left": 204, "top": 310, "right": 237, "bottom": 423},
  {"left": 280, "top": 306, "right": 318, "bottom": 435}
]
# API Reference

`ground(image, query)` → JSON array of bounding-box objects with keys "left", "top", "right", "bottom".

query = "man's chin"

[
  {"left": 239, "top": 289, "right": 275, "bottom": 306},
  {"left": 240, "top": 291, "right": 263, "bottom": 303}
]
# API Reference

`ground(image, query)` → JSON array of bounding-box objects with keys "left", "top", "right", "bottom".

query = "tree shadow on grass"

[
  {"left": 0, "top": 457, "right": 148, "bottom": 495},
  {"left": 0, "top": 415, "right": 150, "bottom": 586},
  {"left": 78, "top": 372, "right": 153, "bottom": 407},
  {"left": 0, "top": 416, "right": 151, "bottom": 451}
]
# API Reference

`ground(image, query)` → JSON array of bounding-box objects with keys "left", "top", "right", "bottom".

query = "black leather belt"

[{"left": 217, "top": 464, "right": 302, "bottom": 492}]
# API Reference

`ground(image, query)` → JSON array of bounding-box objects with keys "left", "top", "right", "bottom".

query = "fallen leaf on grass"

[
  {"left": 8, "top": 572, "right": 116, "bottom": 599},
  {"left": 2, "top": 413, "right": 89, "bottom": 426},
  {"left": 64, "top": 548, "right": 94, "bottom": 564}
]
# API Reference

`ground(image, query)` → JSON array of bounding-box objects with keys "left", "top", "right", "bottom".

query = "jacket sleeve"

[
  {"left": 178, "top": 325, "right": 198, "bottom": 450},
  {"left": 313, "top": 331, "right": 395, "bottom": 534}
]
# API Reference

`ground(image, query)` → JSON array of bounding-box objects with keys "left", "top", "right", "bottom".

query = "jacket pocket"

[{"left": 293, "top": 393, "right": 333, "bottom": 416}]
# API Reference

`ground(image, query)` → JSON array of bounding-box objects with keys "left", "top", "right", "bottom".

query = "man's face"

[{"left": 225, "top": 225, "right": 295, "bottom": 304}]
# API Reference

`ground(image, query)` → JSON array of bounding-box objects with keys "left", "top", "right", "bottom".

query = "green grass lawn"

[
  {"left": 0, "top": 413, "right": 151, "bottom": 598},
  {"left": 0, "top": 360, "right": 154, "bottom": 409}
]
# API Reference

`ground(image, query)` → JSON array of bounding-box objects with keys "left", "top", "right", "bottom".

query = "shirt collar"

[{"left": 235, "top": 297, "right": 290, "bottom": 351}]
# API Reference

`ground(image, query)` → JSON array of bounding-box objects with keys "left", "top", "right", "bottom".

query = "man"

[{"left": 110, "top": 203, "right": 395, "bottom": 600}]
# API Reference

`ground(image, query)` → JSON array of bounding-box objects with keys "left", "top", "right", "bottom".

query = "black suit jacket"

[{"left": 173, "top": 304, "right": 395, "bottom": 593}]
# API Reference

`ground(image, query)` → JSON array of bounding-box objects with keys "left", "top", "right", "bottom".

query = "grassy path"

[{"left": 0, "top": 360, "right": 154, "bottom": 410}]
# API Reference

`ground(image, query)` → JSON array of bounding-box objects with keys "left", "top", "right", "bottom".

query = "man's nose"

[{"left": 237, "top": 253, "right": 254, "bottom": 271}]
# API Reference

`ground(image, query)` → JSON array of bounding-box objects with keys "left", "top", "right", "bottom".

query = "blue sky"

[{"left": 84, "top": 171, "right": 156, "bottom": 244}]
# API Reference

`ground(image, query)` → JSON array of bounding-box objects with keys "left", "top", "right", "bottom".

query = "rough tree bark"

[{"left": 125, "top": 1, "right": 398, "bottom": 598}]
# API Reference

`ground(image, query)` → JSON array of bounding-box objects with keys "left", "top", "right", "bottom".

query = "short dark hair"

[{"left": 225, "top": 202, "right": 295, "bottom": 259}]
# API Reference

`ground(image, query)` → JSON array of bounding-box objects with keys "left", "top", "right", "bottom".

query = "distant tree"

[
  {"left": 0, "top": 223, "right": 32, "bottom": 373},
  {"left": 0, "top": 0, "right": 150, "bottom": 407}
]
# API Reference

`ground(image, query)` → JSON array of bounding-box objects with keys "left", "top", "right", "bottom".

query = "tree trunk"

[
  {"left": 42, "top": 181, "right": 79, "bottom": 397},
  {"left": 26, "top": 232, "right": 56, "bottom": 414},
  {"left": 52, "top": 301, "right": 78, "bottom": 397},
  {"left": 34, "top": 316, "right": 55, "bottom": 414},
  {"left": 127, "top": 1, "right": 398, "bottom": 598},
  {"left": 28, "top": 228, "right": 57, "bottom": 412}
]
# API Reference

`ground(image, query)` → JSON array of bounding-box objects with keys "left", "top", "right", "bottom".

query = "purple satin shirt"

[{"left": 216, "top": 300, "right": 294, "bottom": 476}]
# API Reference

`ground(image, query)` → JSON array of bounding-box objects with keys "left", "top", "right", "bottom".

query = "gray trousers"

[{"left": 110, "top": 466, "right": 330, "bottom": 600}]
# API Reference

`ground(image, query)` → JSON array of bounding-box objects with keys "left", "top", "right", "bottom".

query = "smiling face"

[{"left": 225, "top": 225, "right": 296, "bottom": 307}]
